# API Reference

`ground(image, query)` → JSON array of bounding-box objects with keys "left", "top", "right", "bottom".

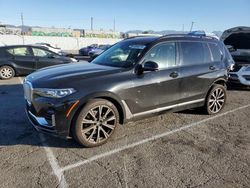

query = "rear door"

[
  {"left": 6, "top": 46, "right": 36, "bottom": 74},
  {"left": 31, "top": 47, "right": 66, "bottom": 70},
  {"left": 178, "top": 41, "right": 217, "bottom": 102}
]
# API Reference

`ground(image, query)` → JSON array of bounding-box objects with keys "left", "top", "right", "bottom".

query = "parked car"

[
  {"left": 0, "top": 45, "right": 76, "bottom": 79},
  {"left": 34, "top": 43, "right": 62, "bottom": 54},
  {"left": 88, "top": 45, "right": 111, "bottom": 60},
  {"left": 221, "top": 26, "right": 250, "bottom": 86},
  {"left": 24, "top": 34, "right": 230, "bottom": 147},
  {"left": 79, "top": 44, "right": 98, "bottom": 56},
  {"left": 188, "top": 30, "right": 220, "bottom": 40},
  {"left": 34, "top": 43, "right": 78, "bottom": 62}
]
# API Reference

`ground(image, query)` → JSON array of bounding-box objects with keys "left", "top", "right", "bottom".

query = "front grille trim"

[{"left": 23, "top": 81, "right": 33, "bottom": 104}]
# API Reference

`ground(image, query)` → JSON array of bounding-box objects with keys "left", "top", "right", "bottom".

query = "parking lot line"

[
  {"left": 17, "top": 77, "right": 68, "bottom": 188},
  {"left": 18, "top": 76, "right": 24, "bottom": 83},
  {"left": 39, "top": 134, "right": 68, "bottom": 188},
  {"left": 60, "top": 103, "right": 250, "bottom": 173}
]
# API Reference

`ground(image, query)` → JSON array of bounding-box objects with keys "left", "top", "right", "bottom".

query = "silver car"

[{"left": 221, "top": 27, "right": 250, "bottom": 86}]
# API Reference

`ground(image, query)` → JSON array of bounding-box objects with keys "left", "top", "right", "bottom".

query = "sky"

[{"left": 0, "top": 0, "right": 249, "bottom": 32}]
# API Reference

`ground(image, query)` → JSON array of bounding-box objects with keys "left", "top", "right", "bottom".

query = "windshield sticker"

[{"left": 129, "top": 45, "right": 146, "bottom": 50}]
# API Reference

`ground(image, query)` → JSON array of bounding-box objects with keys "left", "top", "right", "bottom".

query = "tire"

[
  {"left": 0, "top": 65, "right": 15, "bottom": 80},
  {"left": 72, "top": 99, "right": 119, "bottom": 147},
  {"left": 205, "top": 84, "right": 227, "bottom": 115}
]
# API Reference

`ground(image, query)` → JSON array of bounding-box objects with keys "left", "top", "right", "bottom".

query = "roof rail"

[
  {"left": 158, "top": 33, "right": 219, "bottom": 41},
  {"left": 124, "top": 34, "right": 162, "bottom": 40}
]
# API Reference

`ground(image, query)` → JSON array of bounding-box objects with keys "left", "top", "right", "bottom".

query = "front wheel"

[
  {"left": 72, "top": 99, "right": 119, "bottom": 147},
  {"left": 0, "top": 66, "right": 15, "bottom": 80},
  {"left": 205, "top": 84, "right": 227, "bottom": 115}
]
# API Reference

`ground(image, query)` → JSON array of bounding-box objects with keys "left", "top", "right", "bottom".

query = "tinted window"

[
  {"left": 144, "top": 42, "right": 176, "bottom": 69},
  {"left": 7, "top": 47, "right": 30, "bottom": 56},
  {"left": 32, "top": 48, "right": 53, "bottom": 57},
  {"left": 208, "top": 43, "right": 222, "bottom": 62},
  {"left": 179, "top": 42, "right": 211, "bottom": 65}
]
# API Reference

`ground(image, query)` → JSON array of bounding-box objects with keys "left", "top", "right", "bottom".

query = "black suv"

[{"left": 23, "top": 35, "right": 231, "bottom": 147}]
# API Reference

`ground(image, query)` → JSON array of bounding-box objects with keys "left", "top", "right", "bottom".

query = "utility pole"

[
  {"left": 91, "top": 17, "right": 93, "bottom": 31},
  {"left": 113, "top": 18, "right": 116, "bottom": 38},
  {"left": 190, "top": 21, "right": 195, "bottom": 32},
  {"left": 182, "top": 24, "right": 184, "bottom": 33},
  {"left": 21, "top": 13, "right": 25, "bottom": 44},
  {"left": 113, "top": 18, "right": 116, "bottom": 32}
]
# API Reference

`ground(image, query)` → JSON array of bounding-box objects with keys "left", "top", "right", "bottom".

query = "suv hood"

[
  {"left": 26, "top": 62, "right": 121, "bottom": 87},
  {"left": 221, "top": 26, "right": 250, "bottom": 49}
]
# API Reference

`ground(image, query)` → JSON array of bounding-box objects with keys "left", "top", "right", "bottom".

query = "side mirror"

[
  {"left": 143, "top": 61, "right": 159, "bottom": 71},
  {"left": 135, "top": 61, "right": 159, "bottom": 75},
  {"left": 47, "top": 54, "right": 55, "bottom": 58}
]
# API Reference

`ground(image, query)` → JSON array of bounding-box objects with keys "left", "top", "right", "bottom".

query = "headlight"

[{"left": 34, "top": 88, "right": 76, "bottom": 98}]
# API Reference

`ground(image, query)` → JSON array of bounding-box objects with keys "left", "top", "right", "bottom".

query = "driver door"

[{"left": 129, "top": 42, "right": 182, "bottom": 114}]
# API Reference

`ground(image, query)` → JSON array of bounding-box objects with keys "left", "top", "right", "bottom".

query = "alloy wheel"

[
  {"left": 81, "top": 105, "right": 117, "bottom": 144},
  {"left": 208, "top": 88, "right": 225, "bottom": 114}
]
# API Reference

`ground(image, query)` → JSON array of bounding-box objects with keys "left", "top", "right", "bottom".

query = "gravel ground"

[{"left": 0, "top": 77, "right": 250, "bottom": 188}]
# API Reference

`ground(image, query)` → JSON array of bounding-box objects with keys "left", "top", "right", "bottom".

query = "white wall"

[{"left": 0, "top": 35, "right": 122, "bottom": 51}]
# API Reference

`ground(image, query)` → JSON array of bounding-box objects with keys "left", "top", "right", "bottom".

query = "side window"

[
  {"left": 32, "top": 48, "right": 53, "bottom": 57},
  {"left": 144, "top": 42, "right": 176, "bottom": 69},
  {"left": 208, "top": 43, "right": 222, "bottom": 62},
  {"left": 7, "top": 47, "right": 30, "bottom": 56},
  {"left": 179, "top": 42, "right": 209, "bottom": 65},
  {"left": 203, "top": 43, "right": 212, "bottom": 63}
]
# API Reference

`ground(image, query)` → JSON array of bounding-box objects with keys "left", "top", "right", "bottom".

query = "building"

[{"left": 0, "top": 25, "right": 22, "bottom": 35}]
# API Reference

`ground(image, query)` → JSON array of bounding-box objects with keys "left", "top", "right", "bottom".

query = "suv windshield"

[{"left": 92, "top": 41, "right": 146, "bottom": 68}]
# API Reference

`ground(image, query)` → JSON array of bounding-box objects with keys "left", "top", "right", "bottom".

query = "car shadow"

[
  {"left": 227, "top": 84, "right": 250, "bottom": 91},
  {"left": 0, "top": 83, "right": 82, "bottom": 149},
  {"left": 176, "top": 108, "right": 207, "bottom": 115}
]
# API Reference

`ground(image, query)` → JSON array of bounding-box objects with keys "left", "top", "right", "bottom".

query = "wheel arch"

[
  {"left": 68, "top": 91, "right": 126, "bottom": 137},
  {"left": 205, "top": 77, "right": 227, "bottom": 100},
  {"left": 213, "top": 78, "right": 227, "bottom": 87}
]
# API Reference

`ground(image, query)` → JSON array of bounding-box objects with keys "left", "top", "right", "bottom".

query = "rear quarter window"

[{"left": 208, "top": 43, "right": 222, "bottom": 62}]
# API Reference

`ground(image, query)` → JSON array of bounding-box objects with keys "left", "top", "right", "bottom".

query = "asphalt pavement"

[{"left": 0, "top": 77, "right": 250, "bottom": 188}]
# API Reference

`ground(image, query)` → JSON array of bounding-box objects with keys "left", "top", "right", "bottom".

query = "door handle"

[
  {"left": 209, "top": 66, "right": 216, "bottom": 70},
  {"left": 170, "top": 71, "right": 179, "bottom": 78}
]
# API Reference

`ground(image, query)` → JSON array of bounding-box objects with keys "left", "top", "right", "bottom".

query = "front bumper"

[
  {"left": 23, "top": 80, "right": 82, "bottom": 138},
  {"left": 25, "top": 98, "right": 76, "bottom": 138},
  {"left": 26, "top": 109, "right": 57, "bottom": 134},
  {"left": 228, "top": 67, "right": 250, "bottom": 86}
]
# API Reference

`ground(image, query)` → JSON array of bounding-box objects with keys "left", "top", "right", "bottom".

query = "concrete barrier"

[{"left": 0, "top": 35, "right": 122, "bottom": 51}]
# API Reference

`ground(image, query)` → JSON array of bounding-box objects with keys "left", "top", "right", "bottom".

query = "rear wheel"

[
  {"left": 0, "top": 66, "right": 15, "bottom": 80},
  {"left": 205, "top": 84, "right": 227, "bottom": 115},
  {"left": 72, "top": 99, "right": 119, "bottom": 147}
]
